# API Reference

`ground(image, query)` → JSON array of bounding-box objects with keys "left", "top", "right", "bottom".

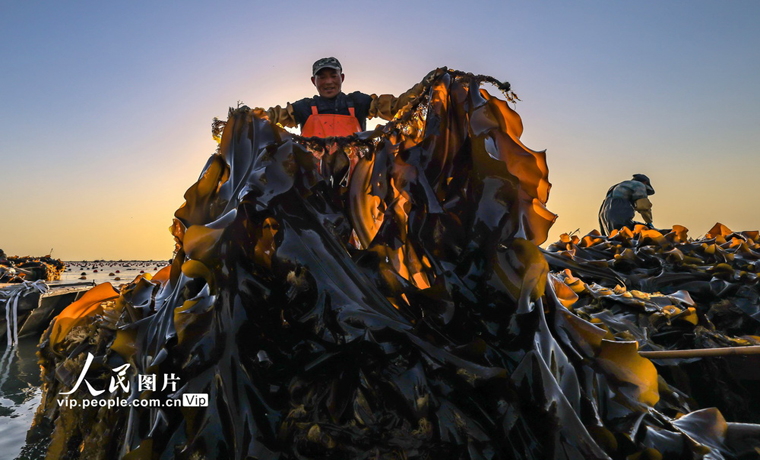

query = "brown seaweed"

[
  {"left": 31, "top": 70, "right": 760, "bottom": 459},
  {"left": 0, "top": 255, "right": 65, "bottom": 283},
  {"left": 545, "top": 224, "right": 760, "bottom": 426}
]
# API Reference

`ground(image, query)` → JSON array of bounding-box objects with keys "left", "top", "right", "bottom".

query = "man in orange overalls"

[{"left": 264, "top": 57, "right": 424, "bottom": 138}]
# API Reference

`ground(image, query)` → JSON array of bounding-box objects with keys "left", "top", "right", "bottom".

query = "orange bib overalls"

[
  {"left": 301, "top": 105, "right": 361, "bottom": 138},
  {"left": 301, "top": 103, "right": 364, "bottom": 248},
  {"left": 301, "top": 103, "right": 363, "bottom": 186}
]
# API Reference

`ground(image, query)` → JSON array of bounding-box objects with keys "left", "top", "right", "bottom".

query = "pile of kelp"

[
  {"left": 31, "top": 69, "right": 760, "bottom": 459},
  {"left": 544, "top": 224, "right": 760, "bottom": 424},
  {"left": 0, "top": 255, "right": 64, "bottom": 283}
]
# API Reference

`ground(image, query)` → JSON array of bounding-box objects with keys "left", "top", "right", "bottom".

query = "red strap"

[{"left": 349, "top": 107, "right": 356, "bottom": 117}]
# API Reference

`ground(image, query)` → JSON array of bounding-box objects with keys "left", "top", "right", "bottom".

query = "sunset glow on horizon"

[{"left": 1, "top": 1, "right": 758, "bottom": 260}]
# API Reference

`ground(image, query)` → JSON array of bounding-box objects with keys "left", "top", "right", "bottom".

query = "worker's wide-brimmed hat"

[
  {"left": 312, "top": 57, "right": 342, "bottom": 76},
  {"left": 632, "top": 174, "right": 655, "bottom": 195}
]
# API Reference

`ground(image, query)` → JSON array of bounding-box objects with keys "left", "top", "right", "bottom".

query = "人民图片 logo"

[{"left": 57, "top": 352, "right": 207, "bottom": 409}]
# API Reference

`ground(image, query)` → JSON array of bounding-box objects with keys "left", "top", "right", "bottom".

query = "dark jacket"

[
  {"left": 262, "top": 83, "right": 425, "bottom": 133},
  {"left": 292, "top": 91, "right": 373, "bottom": 131}
]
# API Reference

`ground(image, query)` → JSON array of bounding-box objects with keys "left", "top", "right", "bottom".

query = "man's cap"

[
  {"left": 632, "top": 174, "right": 655, "bottom": 195},
  {"left": 312, "top": 57, "right": 342, "bottom": 76}
]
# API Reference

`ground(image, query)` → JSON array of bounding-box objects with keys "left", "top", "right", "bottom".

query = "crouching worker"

[
  {"left": 260, "top": 57, "right": 426, "bottom": 138},
  {"left": 598, "top": 174, "right": 655, "bottom": 235}
]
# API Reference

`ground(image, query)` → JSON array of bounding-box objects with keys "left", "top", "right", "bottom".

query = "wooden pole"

[{"left": 639, "top": 345, "right": 760, "bottom": 359}]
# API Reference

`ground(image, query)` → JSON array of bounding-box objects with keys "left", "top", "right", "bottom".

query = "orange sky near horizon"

[{"left": 1, "top": 1, "right": 758, "bottom": 260}]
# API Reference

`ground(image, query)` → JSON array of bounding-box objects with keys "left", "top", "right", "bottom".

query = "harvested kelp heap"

[
  {"left": 32, "top": 69, "right": 760, "bottom": 459},
  {"left": 544, "top": 224, "right": 760, "bottom": 425},
  {"left": 0, "top": 254, "right": 65, "bottom": 283}
]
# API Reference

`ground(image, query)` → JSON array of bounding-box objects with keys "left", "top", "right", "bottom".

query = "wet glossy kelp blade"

[
  {"left": 33, "top": 70, "right": 758, "bottom": 459},
  {"left": 545, "top": 224, "right": 760, "bottom": 427}
]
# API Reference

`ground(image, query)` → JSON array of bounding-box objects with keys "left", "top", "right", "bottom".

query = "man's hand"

[{"left": 633, "top": 197, "right": 653, "bottom": 225}]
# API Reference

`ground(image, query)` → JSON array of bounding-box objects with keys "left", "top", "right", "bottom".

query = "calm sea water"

[
  {"left": 0, "top": 261, "right": 168, "bottom": 459},
  {"left": 0, "top": 336, "right": 45, "bottom": 459},
  {"left": 52, "top": 260, "right": 169, "bottom": 286}
]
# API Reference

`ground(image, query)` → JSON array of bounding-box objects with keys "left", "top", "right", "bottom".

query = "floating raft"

[{"left": 1, "top": 282, "right": 93, "bottom": 342}]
